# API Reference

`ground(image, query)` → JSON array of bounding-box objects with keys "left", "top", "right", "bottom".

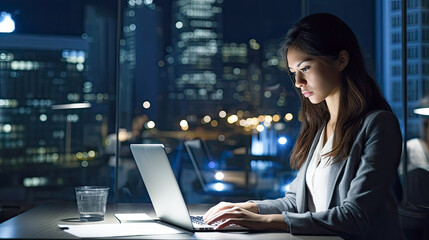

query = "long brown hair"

[{"left": 281, "top": 13, "right": 392, "bottom": 170}]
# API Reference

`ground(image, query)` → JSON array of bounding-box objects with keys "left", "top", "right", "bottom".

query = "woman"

[{"left": 203, "top": 13, "right": 405, "bottom": 240}]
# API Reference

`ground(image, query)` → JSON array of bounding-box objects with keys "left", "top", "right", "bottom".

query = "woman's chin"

[{"left": 307, "top": 96, "right": 323, "bottom": 104}]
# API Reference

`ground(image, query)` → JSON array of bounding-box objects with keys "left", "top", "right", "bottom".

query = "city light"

[
  {"left": 414, "top": 107, "right": 429, "bottom": 116},
  {"left": 118, "top": 129, "right": 130, "bottom": 142},
  {"left": 39, "top": 114, "right": 47, "bottom": 122},
  {"left": 175, "top": 21, "right": 183, "bottom": 29},
  {"left": 0, "top": 12, "right": 15, "bottom": 33},
  {"left": 215, "top": 171, "right": 224, "bottom": 180},
  {"left": 264, "top": 91, "right": 272, "bottom": 98},
  {"left": 180, "top": 120, "right": 189, "bottom": 131},
  {"left": 256, "top": 124, "right": 264, "bottom": 132},
  {"left": 23, "top": 177, "right": 48, "bottom": 187},
  {"left": 51, "top": 103, "right": 91, "bottom": 110},
  {"left": 251, "top": 117, "right": 259, "bottom": 126},
  {"left": 142, "top": 101, "right": 151, "bottom": 109},
  {"left": 239, "top": 119, "right": 246, "bottom": 126},
  {"left": 208, "top": 161, "right": 215, "bottom": 168},
  {"left": 219, "top": 110, "right": 226, "bottom": 118},
  {"left": 203, "top": 115, "right": 211, "bottom": 123},
  {"left": 249, "top": 39, "right": 260, "bottom": 50},
  {"left": 76, "top": 152, "right": 84, "bottom": 159},
  {"left": 210, "top": 120, "right": 218, "bottom": 127},
  {"left": 273, "top": 114, "right": 281, "bottom": 122},
  {"left": 81, "top": 160, "right": 88, "bottom": 167},
  {"left": 278, "top": 137, "right": 288, "bottom": 145},
  {"left": 227, "top": 114, "right": 238, "bottom": 124},
  {"left": 263, "top": 121, "right": 271, "bottom": 127},
  {"left": 265, "top": 115, "right": 273, "bottom": 123},
  {"left": 218, "top": 134, "right": 225, "bottom": 141},
  {"left": 180, "top": 119, "right": 188, "bottom": 128},
  {"left": 274, "top": 123, "right": 285, "bottom": 131},
  {"left": 146, "top": 121, "right": 155, "bottom": 129},
  {"left": 88, "top": 150, "right": 96, "bottom": 158},
  {"left": 285, "top": 113, "right": 293, "bottom": 121},
  {"left": 214, "top": 182, "right": 225, "bottom": 191},
  {"left": 95, "top": 114, "right": 103, "bottom": 121},
  {"left": 3, "top": 124, "right": 12, "bottom": 133},
  {"left": 76, "top": 63, "right": 84, "bottom": 71}
]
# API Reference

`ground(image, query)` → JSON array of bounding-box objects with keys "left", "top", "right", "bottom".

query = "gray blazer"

[{"left": 253, "top": 110, "right": 406, "bottom": 240}]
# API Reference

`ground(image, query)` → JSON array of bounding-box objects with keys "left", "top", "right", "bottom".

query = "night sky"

[
  {"left": 1, "top": 0, "right": 374, "bottom": 74},
  {"left": 1, "top": 0, "right": 300, "bottom": 43},
  {"left": 0, "top": 0, "right": 115, "bottom": 36}
]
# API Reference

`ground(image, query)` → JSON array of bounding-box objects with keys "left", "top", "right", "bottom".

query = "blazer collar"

[{"left": 296, "top": 127, "right": 347, "bottom": 212}]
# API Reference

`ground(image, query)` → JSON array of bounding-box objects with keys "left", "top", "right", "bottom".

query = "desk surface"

[{"left": 0, "top": 203, "right": 342, "bottom": 239}]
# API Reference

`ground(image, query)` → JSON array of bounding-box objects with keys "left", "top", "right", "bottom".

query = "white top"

[{"left": 306, "top": 126, "right": 335, "bottom": 212}]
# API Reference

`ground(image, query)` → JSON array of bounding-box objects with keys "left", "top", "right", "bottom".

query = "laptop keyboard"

[{"left": 190, "top": 215, "right": 220, "bottom": 227}]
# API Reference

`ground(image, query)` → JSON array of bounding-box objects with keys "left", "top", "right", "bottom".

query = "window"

[
  {"left": 424, "top": 0, "right": 429, "bottom": 8},
  {"left": 392, "top": 65, "right": 402, "bottom": 76},
  {"left": 423, "top": 78, "right": 429, "bottom": 94},
  {"left": 392, "top": 81, "right": 402, "bottom": 102},
  {"left": 423, "top": 12, "right": 429, "bottom": 24},
  {"left": 0, "top": 0, "right": 117, "bottom": 204},
  {"left": 392, "top": 15, "right": 401, "bottom": 27},
  {"left": 407, "top": 13, "right": 418, "bottom": 25},
  {"left": 423, "top": 46, "right": 429, "bottom": 58},
  {"left": 423, "top": 63, "right": 429, "bottom": 74},
  {"left": 393, "top": 49, "right": 401, "bottom": 59},
  {"left": 423, "top": 29, "right": 429, "bottom": 41},
  {"left": 407, "top": 29, "right": 418, "bottom": 42},
  {"left": 407, "top": 46, "right": 418, "bottom": 59},
  {"left": 392, "top": 0, "right": 401, "bottom": 11},
  {"left": 408, "top": 0, "right": 418, "bottom": 8},
  {"left": 407, "top": 63, "right": 418, "bottom": 75},
  {"left": 407, "top": 79, "right": 419, "bottom": 101},
  {"left": 0, "top": 0, "right": 424, "bottom": 208},
  {"left": 392, "top": 32, "right": 401, "bottom": 43}
]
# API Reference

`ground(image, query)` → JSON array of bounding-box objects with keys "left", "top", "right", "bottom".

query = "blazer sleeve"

[
  {"left": 256, "top": 111, "right": 402, "bottom": 238},
  {"left": 250, "top": 172, "right": 299, "bottom": 214}
]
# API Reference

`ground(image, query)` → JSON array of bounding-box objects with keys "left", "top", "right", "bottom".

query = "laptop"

[
  {"left": 184, "top": 139, "right": 253, "bottom": 193},
  {"left": 184, "top": 139, "right": 212, "bottom": 192},
  {"left": 130, "top": 144, "right": 248, "bottom": 232}
]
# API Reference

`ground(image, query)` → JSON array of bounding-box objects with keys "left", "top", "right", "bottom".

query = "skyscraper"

[
  {"left": 0, "top": 34, "right": 93, "bottom": 167},
  {"left": 121, "top": 0, "right": 160, "bottom": 128},
  {"left": 382, "top": 0, "right": 429, "bottom": 138},
  {"left": 221, "top": 42, "right": 258, "bottom": 112},
  {"left": 0, "top": 34, "right": 109, "bottom": 203},
  {"left": 169, "top": 0, "right": 224, "bottom": 121}
]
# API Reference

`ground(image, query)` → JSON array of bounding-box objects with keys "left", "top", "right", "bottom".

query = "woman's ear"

[{"left": 337, "top": 50, "right": 349, "bottom": 71}]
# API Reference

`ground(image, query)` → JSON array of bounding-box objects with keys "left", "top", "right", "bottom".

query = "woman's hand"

[
  {"left": 203, "top": 202, "right": 287, "bottom": 231},
  {"left": 203, "top": 201, "right": 258, "bottom": 221}
]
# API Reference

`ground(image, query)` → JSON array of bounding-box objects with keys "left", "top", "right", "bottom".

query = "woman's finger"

[
  {"left": 203, "top": 202, "right": 232, "bottom": 220},
  {"left": 205, "top": 207, "right": 245, "bottom": 225}
]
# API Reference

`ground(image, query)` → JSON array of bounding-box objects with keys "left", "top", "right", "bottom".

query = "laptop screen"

[{"left": 184, "top": 139, "right": 215, "bottom": 186}]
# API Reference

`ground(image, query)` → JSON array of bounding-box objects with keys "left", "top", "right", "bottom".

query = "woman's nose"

[{"left": 294, "top": 72, "right": 306, "bottom": 88}]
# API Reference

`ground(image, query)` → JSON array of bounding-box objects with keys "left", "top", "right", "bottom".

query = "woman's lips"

[{"left": 302, "top": 91, "right": 313, "bottom": 97}]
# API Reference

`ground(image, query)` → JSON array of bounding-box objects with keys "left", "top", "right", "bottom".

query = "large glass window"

[
  {"left": 117, "top": 0, "right": 302, "bottom": 203},
  {"left": 0, "top": 0, "right": 117, "bottom": 207},
  {"left": 0, "top": 0, "right": 427, "bottom": 214}
]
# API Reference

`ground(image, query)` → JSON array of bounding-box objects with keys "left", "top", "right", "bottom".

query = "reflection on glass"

[{"left": 118, "top": 0, "right": 301, "bottom": 203}]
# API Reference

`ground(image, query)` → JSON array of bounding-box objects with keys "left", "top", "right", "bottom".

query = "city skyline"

[{"left": 1, "top": 0, "right": 424, "bottom": 206}]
